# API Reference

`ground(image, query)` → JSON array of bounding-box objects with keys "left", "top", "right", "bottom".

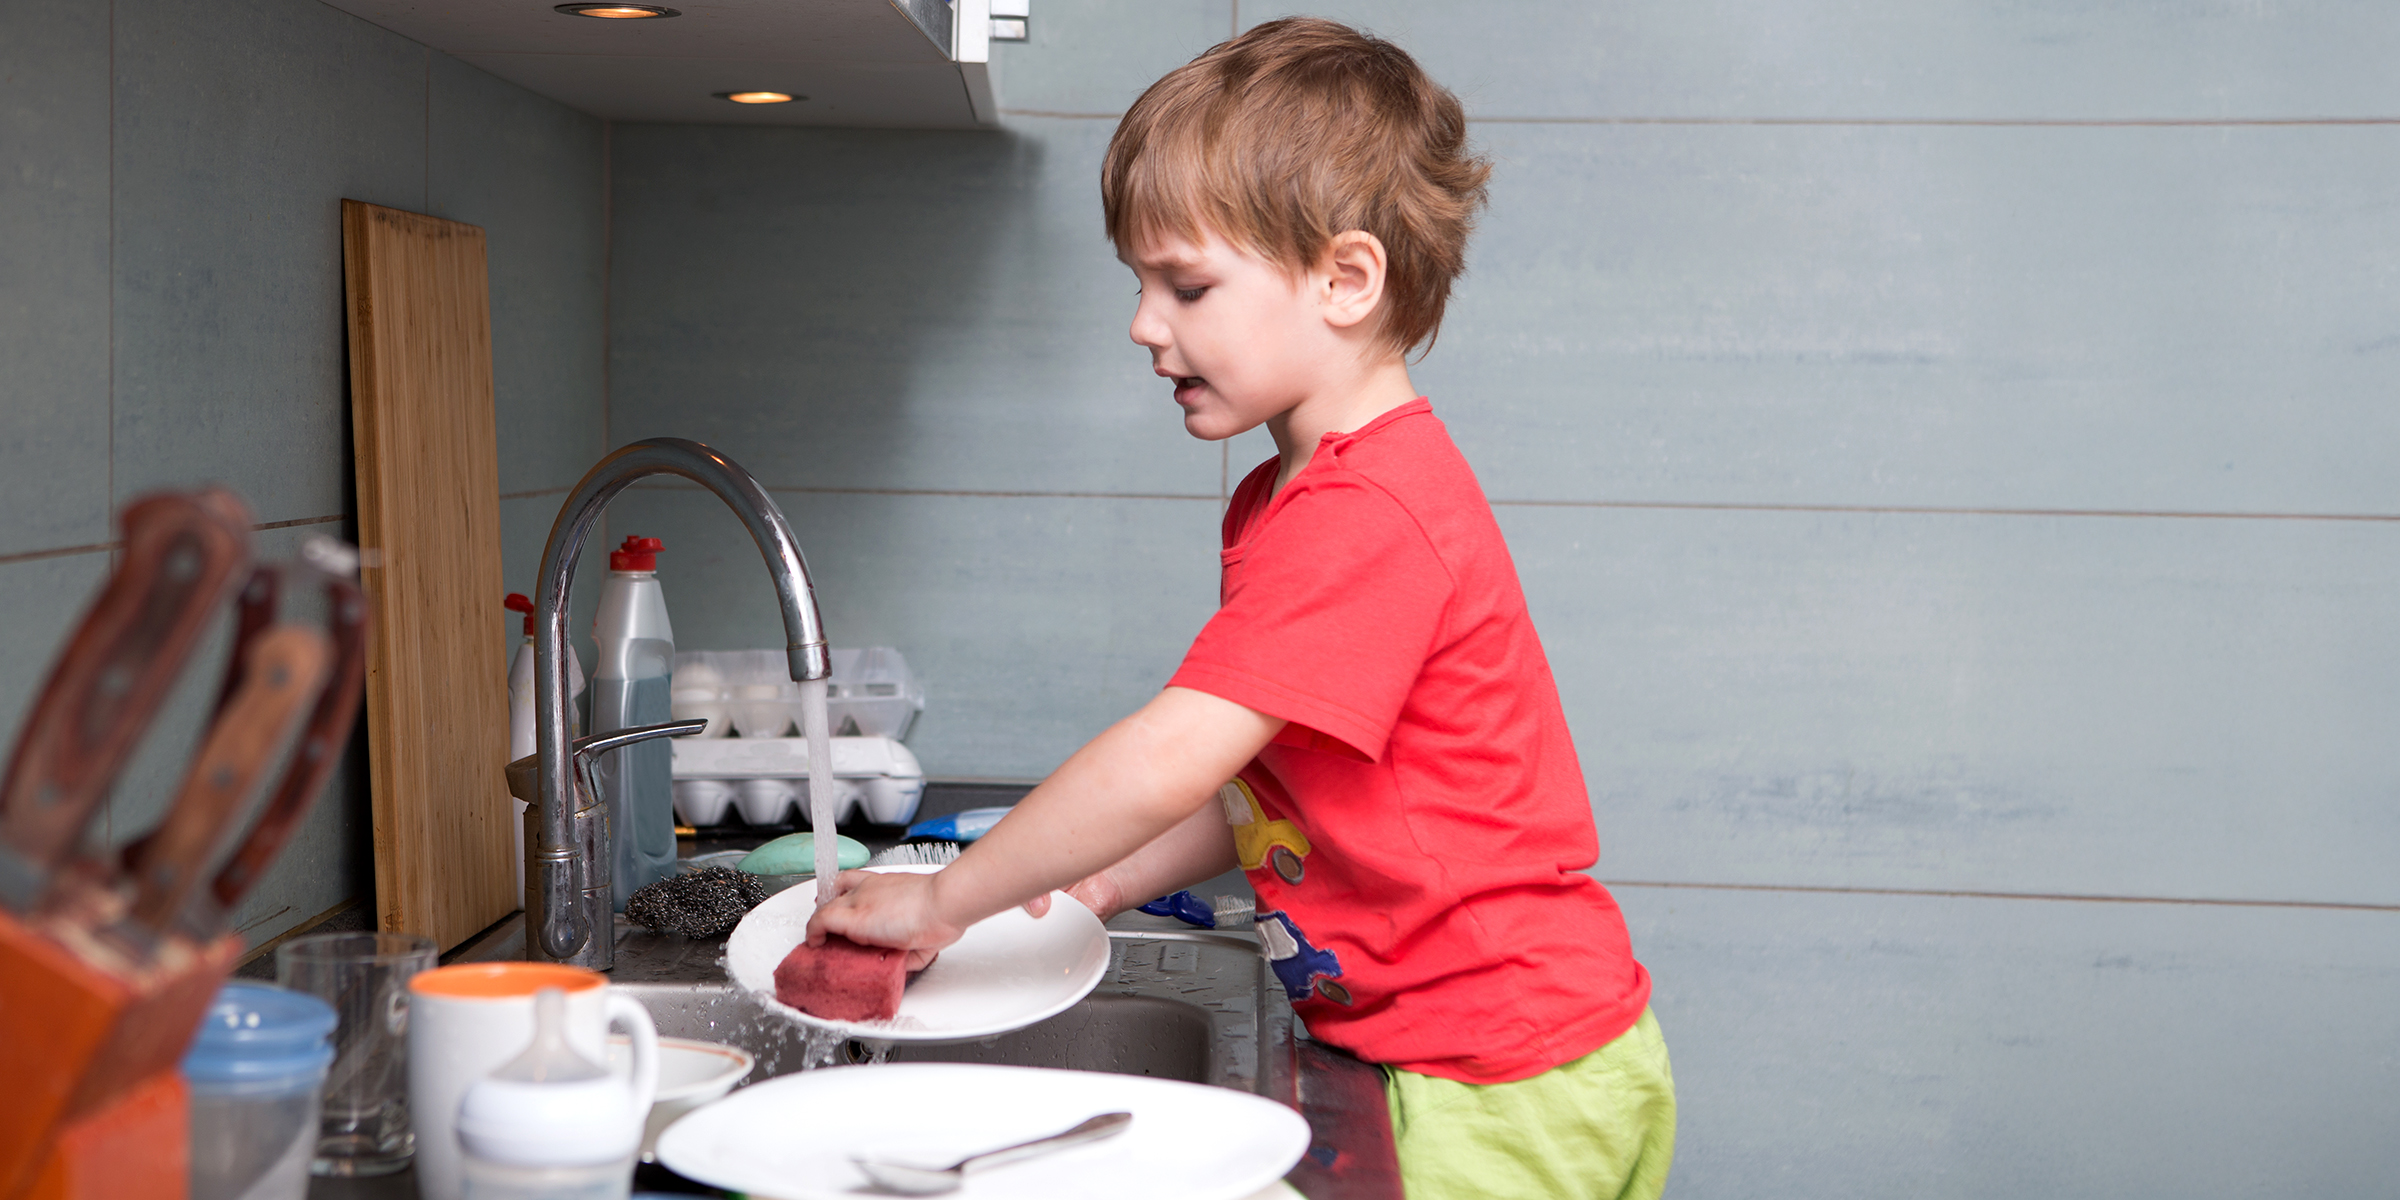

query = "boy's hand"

[
  {"left": 1021, "top": 869, "right": 1129, "bottom": 921},
  {"left": 804, "top": 869, "right": 967, "bottom": 971}
]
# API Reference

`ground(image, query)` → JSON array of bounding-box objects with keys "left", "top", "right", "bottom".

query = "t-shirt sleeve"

[{"left": 1168, "top": 470, "right": 1451, "bottom": 762}]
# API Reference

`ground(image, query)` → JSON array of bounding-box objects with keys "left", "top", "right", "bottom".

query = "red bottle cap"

[
  {"left": 610, "top": 536, "right": 664, "bottom": 572},
  {"left": 504, "top": 592, "right": 535, "bottom": 635}
]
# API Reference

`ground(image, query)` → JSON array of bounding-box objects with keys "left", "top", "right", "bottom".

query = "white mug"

[{"left": 407, "top": 962, "right": 659, "bottom": 1200}]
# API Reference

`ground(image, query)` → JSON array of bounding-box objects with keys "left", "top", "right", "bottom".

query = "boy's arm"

[
  {"left": 806, "top": 686, "right": 1281, "bottom": 955},
  {"left": 1031, "top": 798, "right": 1238, "bottom": 921}
]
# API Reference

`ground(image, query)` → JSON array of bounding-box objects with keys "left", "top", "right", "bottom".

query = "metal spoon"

[{"left": 853, "top": 1111, "right": 1134, "bottom": 1195}]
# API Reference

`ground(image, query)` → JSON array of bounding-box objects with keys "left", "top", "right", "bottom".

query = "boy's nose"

[{"left": 1128, "top": 297, "right": 1169, "bottom": 349}]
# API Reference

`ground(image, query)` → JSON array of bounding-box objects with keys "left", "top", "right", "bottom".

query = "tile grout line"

[
  {"left": 1604, "top": 878, "right": 2400, "bottom": 914},
  {"left": 1491, "top": 498, "right": 2400, "bottom": 523},
  {"left": 104, "top": 0, "right": 116, "bottom": 849},
  {"left": 997, "top": 108, "right": 2400, "bottom": 128},
  {"left": 11, "top": 494, "right": 2393, "bottom": 568},
  {"left": 423, "top": 49, "right": 431, "bottom": 212},
  {"left": 1474, "top": 115, "right": 2400, "bottom": 127},
  {"left": 581, "top": 480, "right": 2400, "bottom": 523},
  {"left": 600, "top": 120, "right": 614, "bottom": 565},
  {"left": 0, "top": 516, "right": 347, "bottom": 567},
  {"left": 601, "top": 120, "right": 613, "bottom": 460},
  {"left": 105, "top": 0, "right": 116, "bottom": 551}
]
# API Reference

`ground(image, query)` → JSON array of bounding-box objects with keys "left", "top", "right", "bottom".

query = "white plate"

[
  {"left": 656, "top": 1061, "right": 1311, "bottom": 1200},
  {"left": 724, "top": 864, "right": 1111, "bottom": 1044}
]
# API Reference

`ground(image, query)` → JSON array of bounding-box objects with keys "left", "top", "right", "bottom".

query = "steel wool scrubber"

[{"left": 624, "top": 867, "right": 769, "bottom": 938}]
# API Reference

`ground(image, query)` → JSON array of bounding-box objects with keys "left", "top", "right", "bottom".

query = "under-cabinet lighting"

[
  {"left": 716, "top": 91, "right": 800, "bottom": 104},
  {"left": 555, "top": 4, "right": 680, "bottom": 17}
]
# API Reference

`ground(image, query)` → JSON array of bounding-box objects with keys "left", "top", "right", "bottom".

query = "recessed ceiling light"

[
  {"left": 555, "top": 4, "right": 680, "bottom": 18},
  {"left": 716, "top": 91, "right": 801, "bottom": 105}
]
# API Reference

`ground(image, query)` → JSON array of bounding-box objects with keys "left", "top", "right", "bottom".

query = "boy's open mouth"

[{"left": 1173, "top": 376, "right": 1204, "bottom": 399}]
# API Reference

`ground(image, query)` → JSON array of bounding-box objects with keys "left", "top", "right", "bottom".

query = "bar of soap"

[
  {"left": 773, "top": 934, "right": 916, "bottom": 1021},
  {"left": 739, "top": 832, "right": 870, "bottom": 878}
]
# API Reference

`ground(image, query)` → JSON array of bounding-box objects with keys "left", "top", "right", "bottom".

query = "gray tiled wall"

[
  {"left": 609, "top": 2, "right": 2400, "bottom": 1194},
  {"left": 0, "top": 0, "right": 606, "bottom": 950}
]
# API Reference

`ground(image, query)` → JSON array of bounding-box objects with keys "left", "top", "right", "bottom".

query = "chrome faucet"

[{"left": 528, "top": 439, "right": 830, "bottom": 968}]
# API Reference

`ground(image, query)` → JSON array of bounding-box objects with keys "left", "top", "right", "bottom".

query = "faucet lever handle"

[{"left": 569, "top": 718, "right": 708, "bottom": 764}]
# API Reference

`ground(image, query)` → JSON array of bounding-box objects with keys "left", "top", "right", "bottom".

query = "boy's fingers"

[{"left": 1021, "top": 893, "right": 1053, "bottom": 918}]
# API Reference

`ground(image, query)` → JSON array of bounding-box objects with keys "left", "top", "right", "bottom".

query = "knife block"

[{"left": 0, "top": 906, "right": 241, "bottom": 1200}]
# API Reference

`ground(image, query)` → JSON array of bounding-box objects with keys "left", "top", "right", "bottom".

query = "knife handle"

[
  {"left": 0, "top": 491, "right": 251, "bottom": 911},
  {"left": 123, "top": 625, "right": 331, "bottom": 933},
  {"left": 209, "top": 577, "right": 369, "bottom": 915},
  {"left": 211, "top": 568, "right": 280, "bottom": 720}
]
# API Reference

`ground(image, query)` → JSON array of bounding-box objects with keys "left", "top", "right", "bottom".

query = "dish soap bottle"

[
  {"left": 504, "top": 593, "right": 586, "bottom": 905},
  {"left": 591, "top": 535, "right": 676, "bottom": 909},
  {"left": 456, "top": 988, "right": 653, "bottom": 1200}
]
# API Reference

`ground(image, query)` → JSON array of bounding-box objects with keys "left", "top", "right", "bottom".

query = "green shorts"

[{"left": 1382, "top": 1008, "right": 1675, "bottom": 1200}]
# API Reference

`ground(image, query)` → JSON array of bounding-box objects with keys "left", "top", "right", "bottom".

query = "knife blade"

[
  {"left": 120, "top": 624, "right": 331, "bottom": 935},
  {"left": 0, "top": 491, "right": 251, "bottom": 912},
  {"left": 205, "top": 572, "right": 369, "bottom": 921}
]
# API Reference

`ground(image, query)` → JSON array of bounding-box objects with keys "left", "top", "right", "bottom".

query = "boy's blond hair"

[{"left": 1102, "top": 18, "right": 1491, "bottom": 356}]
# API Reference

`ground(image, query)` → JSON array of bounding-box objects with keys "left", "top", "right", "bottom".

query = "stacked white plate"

[{"left": 656, "top": 1061, "right": 1312, "bottom": 1200}]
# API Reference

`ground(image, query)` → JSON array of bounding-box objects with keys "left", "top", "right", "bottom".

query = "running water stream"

[{"left": 801, "top": 676, "right": 838, "bottom": 902}]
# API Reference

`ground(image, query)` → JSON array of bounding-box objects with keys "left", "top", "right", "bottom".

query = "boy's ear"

[{"left": 1317, "top": 230, "right": 1388, "bottom": 333}]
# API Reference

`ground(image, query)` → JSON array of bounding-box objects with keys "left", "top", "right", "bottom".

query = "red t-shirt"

[{"left": 1168, "top": 399, "right": 1650, "bottom": 1085}]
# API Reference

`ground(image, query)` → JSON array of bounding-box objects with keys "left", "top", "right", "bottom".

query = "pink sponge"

[{"left": 774, "top": 934, "right": 915, "bottom": 1022}]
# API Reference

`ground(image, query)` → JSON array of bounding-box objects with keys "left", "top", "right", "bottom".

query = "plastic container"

[
  {"left": 504, "top": 593, "right": 586, "bottom": 905},
  {"left": 671, "top": 647, "right": 923, "bottom": 741},
  {"left": 182, "top": 983, "right": 338, "bottom": 1200},
  {"left": 728, "top": 682, "right": 793, "bottom": 740},
  {"left": 672, "top": 735, "right": 926, "bottom": 828},
  {"left": 667, "top": 659, "right": 728, "bottom": 739},
  {"left": 591, "top": 536, "right": 677, "bottom": 910},
  {"left": 457, "top": 988, "right": 648, "bottom": 1200},
  {"left": 669, "top": 778, "right": 735, "bottom": 826},
  {"left": 824, "top": 646, "right": 923, "bottom": 739},
  {"left": 732, "top": 777, "right": 797, "bottom": 826}
]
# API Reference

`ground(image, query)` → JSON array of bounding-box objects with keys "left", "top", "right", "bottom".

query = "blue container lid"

[{"left": 181, "top": 983, "right": 337, "bottom": 1086}]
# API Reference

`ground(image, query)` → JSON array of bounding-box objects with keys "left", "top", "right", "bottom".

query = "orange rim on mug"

[{"left": 410, "top": 961, "right": 605, "bottom": 1000}]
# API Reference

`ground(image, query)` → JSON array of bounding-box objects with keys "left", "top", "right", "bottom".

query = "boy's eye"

[{"left": 1174, "top": 287, "right": 1207, "bottom": 302}]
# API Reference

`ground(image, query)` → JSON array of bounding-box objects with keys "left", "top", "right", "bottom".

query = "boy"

[{"left": 809, "top": 18, "right": 1675, "bottom": 1199}]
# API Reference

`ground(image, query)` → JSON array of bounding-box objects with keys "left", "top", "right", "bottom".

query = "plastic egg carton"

[
  {"left": 670, "top": 734, "right": 926, "bottom": 828},
  {"left": 669, "top": 646, "right": 924, "bottom": 741}
]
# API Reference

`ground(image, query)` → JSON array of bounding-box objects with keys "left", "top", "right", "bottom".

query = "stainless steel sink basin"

[{"left": 610, "top": 931, "right": 1260, "bottom": 1090}]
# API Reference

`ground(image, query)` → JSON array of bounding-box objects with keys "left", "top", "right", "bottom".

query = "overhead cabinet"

[{"left": 321, "top": 0, "right": 997, "bottom": 128}]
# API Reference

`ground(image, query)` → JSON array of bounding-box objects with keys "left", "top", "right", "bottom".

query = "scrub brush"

[
  {"left": 1137, "top": 890, "right": 1254, "bottom": 929},
  {"left": 866, "top": 840, "right": 961, "bottom": 868}
]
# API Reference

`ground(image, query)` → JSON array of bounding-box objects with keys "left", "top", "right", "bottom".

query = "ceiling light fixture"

[
  {"left": 715, "top": 91, "right": 801, "bottom": 104},
  {"left": 555, "top": 4, "right": 680, "bottom": 18}
]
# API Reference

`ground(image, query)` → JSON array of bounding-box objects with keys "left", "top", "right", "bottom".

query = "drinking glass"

[{"left": 275, "top": 930, "right": 438, "bottom": 1177}]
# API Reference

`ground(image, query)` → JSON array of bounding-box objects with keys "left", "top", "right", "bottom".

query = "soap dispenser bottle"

[
  {"left": 591, "top": 536, "right": 676, "bottom": 908},
  {"left": 456, "top": 988, "right": 655, "bottom": 1200},
  {"left": 505, "top": 593, "right": 586, "bottom": 905}
]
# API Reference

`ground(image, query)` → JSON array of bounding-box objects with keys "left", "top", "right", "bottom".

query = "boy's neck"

[{"left": 1264, "top": 355, "right": 1420, "bottom": 495}]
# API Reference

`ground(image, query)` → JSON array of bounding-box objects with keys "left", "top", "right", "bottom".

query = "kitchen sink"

[
  {"left": 435, "top": 909, "right": 1397, "bottom": 1198},
  {"left": 609, "top": 930, "right": 1260, "bottom": 1090}
]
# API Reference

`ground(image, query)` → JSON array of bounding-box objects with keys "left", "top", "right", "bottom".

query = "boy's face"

[{"left": 1123, "top": 227, "right": 1334, "bottom": 442}]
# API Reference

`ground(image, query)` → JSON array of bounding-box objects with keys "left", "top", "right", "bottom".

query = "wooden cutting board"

[{"left": 342, "top": 200, "right": 514, "bottom": 952}]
